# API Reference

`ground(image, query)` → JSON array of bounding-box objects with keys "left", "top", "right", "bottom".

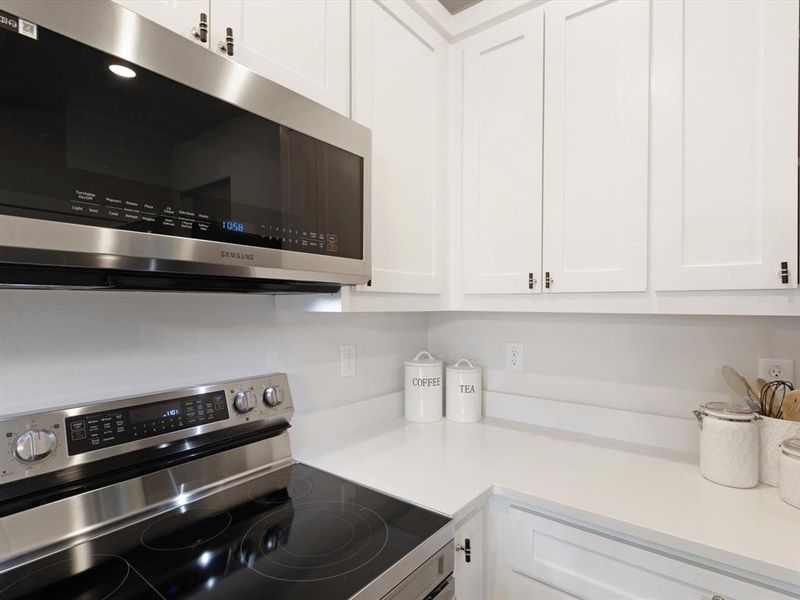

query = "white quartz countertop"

[{"left": 294, "top": 415, "right": 800, "bottom": 587}]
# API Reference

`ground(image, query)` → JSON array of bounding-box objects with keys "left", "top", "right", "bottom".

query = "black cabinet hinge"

[
  {"left": 781, "top": 261, "right": 790, "bottom": 284},
  {"left": 545, "top": 271, "right": 552, "bottom": 289},
  {"left": 456, "top": 538, "right": 471, "bottom": 563}
]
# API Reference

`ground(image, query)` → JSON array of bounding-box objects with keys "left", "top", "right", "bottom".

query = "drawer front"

[{"left": 508, "top": 506, "right": 793, "bottom": 600}]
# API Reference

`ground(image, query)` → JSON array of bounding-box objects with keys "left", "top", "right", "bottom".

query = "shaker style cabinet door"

[
  {"left": 542, "top": 0, "right": 649, "bottom": 293},
  {"left": 209, "top": 0, "right": 350, "bottom": 116},
  {"left": 112, "top": 0, "right": 210, "bottom": 47},
  {"left": 351, "top": 0, "right": 447, "bottom": 294},
  {"left": 460, "top": 10, "right": 544, "bottom": 295},
  {"left": 652, "top": 0, "right": 799, "bottom": 291}
]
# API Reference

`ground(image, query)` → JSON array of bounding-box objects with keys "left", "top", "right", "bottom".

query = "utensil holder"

[{"left": 759, "top": 416, "right": 800, "bottom": 486}]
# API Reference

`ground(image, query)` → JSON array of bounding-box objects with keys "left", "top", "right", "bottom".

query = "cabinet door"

[
  {"left": 351, "top": 1, "right": 447, "bottom": 294},
  {"left": 652, "top": 0, "right": 798, "bottom": 291},
  {"left": 460, "top": 11, "right": 544, "bottom": 295},
  {"left": 454, "top": 509, "right": 484, "bottom": 600},
  {"left": 209, "top": 0, "right": 350, "bottom": 116},
  {"left": 542, "top": 0, "right": 649, "bottom": 293},
  {"left": 112, "top": 0, "right": 209, "bottom": 46}
]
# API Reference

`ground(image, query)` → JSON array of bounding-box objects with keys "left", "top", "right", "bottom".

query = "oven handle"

[{"left": 424, "top": 575, "right": 454, "bottom": 600}]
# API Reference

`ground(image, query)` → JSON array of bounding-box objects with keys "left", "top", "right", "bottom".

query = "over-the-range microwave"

[{"left": 0, "top": 0, "right": 371, "bottom": 293}]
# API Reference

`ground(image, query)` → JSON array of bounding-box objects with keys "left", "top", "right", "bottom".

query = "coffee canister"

[
  {"left": 693, "top": 402, "right": 760, "bottom": 488},
  {"left": 404, "top": 351, "right": 443, "bottom": 423},
  {"left": 446, "top": 359, "right": 482, "bottom": 423}
]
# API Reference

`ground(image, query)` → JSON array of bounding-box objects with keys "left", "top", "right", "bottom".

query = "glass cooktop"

[{"left": 0, "top": 463, "right": 450, "bottom": 599}]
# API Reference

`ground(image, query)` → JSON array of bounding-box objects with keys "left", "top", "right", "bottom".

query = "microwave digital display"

[{"left": 0, "top": 23, "right": 364, "bottom": 260}]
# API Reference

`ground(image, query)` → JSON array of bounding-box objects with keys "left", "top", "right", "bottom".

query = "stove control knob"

[
  {"left": 263, "top": 385, "right": 283, "bottom": 408},
  {"left": 15, "top": 429, "right": 57, "bottom": 464},
  {"left": 233, "top": 391, "right": 256, "bottom": 414}
]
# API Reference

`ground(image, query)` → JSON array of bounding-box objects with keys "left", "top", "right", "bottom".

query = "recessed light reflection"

[
  {"left": 198, "top": 551, "right": 212, "bottom": 567},
  {"left": 108, "top": 64, "right": 136, "bottom": 78}
]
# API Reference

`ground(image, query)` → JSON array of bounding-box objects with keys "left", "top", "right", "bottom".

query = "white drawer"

[{"left": 507, "top": 505, "right": 794, "bottom": 600}]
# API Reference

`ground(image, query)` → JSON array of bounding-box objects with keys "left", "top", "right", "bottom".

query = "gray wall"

[
  {"left": 428, "top": 312, "right": 800, "bottom": 421},
  {"left": 0, "top": 290, "right": 426, "bottom": 416}
]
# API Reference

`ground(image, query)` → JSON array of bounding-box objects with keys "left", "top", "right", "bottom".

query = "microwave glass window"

[{"left": 0, "top": 25, "right": 363, "bottom": 259}]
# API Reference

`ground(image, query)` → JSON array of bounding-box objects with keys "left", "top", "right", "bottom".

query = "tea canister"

[
  {"left": 693, "top": 402, "right": 760, "bottom": 489},
  {"left": 446, "top": 359, "right": 482, "bottom": 423},
  {"left": 778, "top": 438, "right": 800, "bottom": 509},
  {"left": 404, "top": 351, "right": 443, "bottom": 423}
]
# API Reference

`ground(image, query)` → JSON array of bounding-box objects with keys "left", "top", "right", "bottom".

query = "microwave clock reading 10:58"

[{"left": 223, "top": 221, "right": 245, "bottom": 232}]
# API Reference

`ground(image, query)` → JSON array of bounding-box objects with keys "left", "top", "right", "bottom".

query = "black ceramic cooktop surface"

[{"left": 0, "top": 463, "right": 449, "bottom": 600}]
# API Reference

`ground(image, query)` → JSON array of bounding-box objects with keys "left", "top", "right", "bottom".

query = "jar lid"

[
  {"left": 699, "top": 402, "right": 758, "bottom": 421},
  {"left": 447, "top": 358, "right": 481, "bottom": 372},
  {"left": 405, "top": 351, "right": 442, "bottom": 367},
  {"left": 781, "top": 438, "right": 800, "bottom": 459}
]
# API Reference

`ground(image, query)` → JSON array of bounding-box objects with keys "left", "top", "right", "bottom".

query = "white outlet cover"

[
  {"left": 506, "top": 342, "right": 524, "bottom": 372},
  {"left": 758, "top": 358, "right": 795, "bottom": 385},
  {"left": 341, "top": 343, "right": 356, "bottom": 378}
]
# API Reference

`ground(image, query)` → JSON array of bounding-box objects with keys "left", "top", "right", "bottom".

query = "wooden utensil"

[
  {"left": 782, "top": 390, "right": 800, "bottom": 421},
  {"left": 720, "top": 366, "right": 761, "bottom": 413}
]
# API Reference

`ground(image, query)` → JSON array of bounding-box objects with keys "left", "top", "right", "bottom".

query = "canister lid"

[
  {"left": 447, "top": 358, "right": 481, "bottom": 373},
  {"left": 405, "top": 351, "right": 442, "bottom": 367},
  {"left": 781, "top": 438, "right": 800, "bottom": 459},
  {"left": 699, "top": 401, "right": 758, "bottom": 421}
]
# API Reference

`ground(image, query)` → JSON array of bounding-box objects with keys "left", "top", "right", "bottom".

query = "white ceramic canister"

[
  {"left": 758, "top": 416, "right": 800, "bottom": 486},
  {"left": 404, "top": 351, "right": 443, "bottom": 423},
  {"left": 778, "top": 438, "right": 800, "bottom": 509},
  {"left": 446, "top": 359, "right": 482, "bottom": 423},
  {"left": 693, "top": 402, "right": 760, "bottom": 488}
]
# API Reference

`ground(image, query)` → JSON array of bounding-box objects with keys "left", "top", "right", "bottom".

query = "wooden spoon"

[
  {"left": 720, "top": 366, "right": 761, "bottom": 412},
  {"left": 782, "top": 390, "right": 800, "bottom": 421}
]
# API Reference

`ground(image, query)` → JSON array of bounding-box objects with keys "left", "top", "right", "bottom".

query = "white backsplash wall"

[
  {"left": 0, "top": 290, "right": 426, "bottom": 416},
  {"left": 428, "top": 312, "right": 800, "bottom": 452}
]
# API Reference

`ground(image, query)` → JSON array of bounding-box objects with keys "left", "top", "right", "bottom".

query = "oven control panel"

[
  {"left": 0, "top": 373, "right": 293, "bottom": 484},
  {"left": 64, "top": 391, "right": 229, "bottom": 456}
]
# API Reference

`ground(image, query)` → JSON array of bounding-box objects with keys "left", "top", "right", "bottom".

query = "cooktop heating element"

[{"left": 0, "top": 374, "right": 453, "bottom": 600}]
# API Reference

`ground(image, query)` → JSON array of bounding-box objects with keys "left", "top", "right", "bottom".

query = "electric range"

[{"left": 0, "top": 374, "right": 453, "bottom": 599}]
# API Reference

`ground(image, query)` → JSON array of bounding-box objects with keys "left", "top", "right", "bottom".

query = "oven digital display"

[{"left": 129, "top": 402, "right": 182, "bottom": 424}]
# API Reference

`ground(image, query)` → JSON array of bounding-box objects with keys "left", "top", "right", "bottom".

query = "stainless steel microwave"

[{"left": 0, "top": 0, "right": 370, "bottom": 292}]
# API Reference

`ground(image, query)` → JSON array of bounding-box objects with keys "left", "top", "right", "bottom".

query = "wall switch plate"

[
  {"left": 758, "top": 358, "right": 795, "bottom": 385},
  {"left": 506, "top": 342, "right": 524, "bottom": 372},
  {"left": 341, "top": 344, "right": 356, "bottom": 378}
]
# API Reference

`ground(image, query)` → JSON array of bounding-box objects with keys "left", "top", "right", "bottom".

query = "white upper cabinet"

[
  {"left": 209, "top": 0, "right": 350, "bottom": 116},
  {"left": 351, "top": 0, "right": 447, "bottom": 295},
  {"left": 460, "top": 11, "right": 544, "bottom": 294},
  {"left": 542, "top": 0, "right": 649, "bottom": 293},
  {"left": 652, "top": 0, "right": 799, "bottom": 291},
  {"left": 112, "top": 0, "right": 210, "bottom": 46}
]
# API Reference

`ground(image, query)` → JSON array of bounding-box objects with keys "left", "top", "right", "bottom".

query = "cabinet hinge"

[
  {"left": 780, "top": 261, "right": 790, "bottom": 284},
  {"left": 545, "top": 271, "right": 552, "bottom": 289},
  {"left": 528, "top": 273, "right": 534, "bottom": 290}
]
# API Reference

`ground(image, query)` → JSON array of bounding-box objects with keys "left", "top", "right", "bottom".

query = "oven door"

[{"left": 0, "top": 0, "right": 370, "bottom": 287}]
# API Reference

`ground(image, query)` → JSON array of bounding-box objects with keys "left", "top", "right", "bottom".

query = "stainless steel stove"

[{"left": 0, "top": 374, "right": 454, "bottom": 599}]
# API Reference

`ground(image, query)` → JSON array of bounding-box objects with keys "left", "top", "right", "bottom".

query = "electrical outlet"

[
  {"left": 506, "top": 342, "right": 524, "bottom": 372},
  {"left": 341, "top": 344, "right": 356, "bottom": 378},
  {"left": 758, "top": 358, "right": 795, "bottom": 385}
]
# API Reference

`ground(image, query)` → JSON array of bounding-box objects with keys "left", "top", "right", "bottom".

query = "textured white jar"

[
  {"left": 404, "top": 351, "right": 443, "bottom": 423},
  {"left": 446, "top": 359, "right": 482, "bottom": 423},
  {"left": 778, "top": 438, "right": 800, "bottom": 509},
  {"left": 694, "top": 402, "right": 760, "bottom": 489},
  {"left": 758, "top": 416, "right": 800, "bottom": 486}
]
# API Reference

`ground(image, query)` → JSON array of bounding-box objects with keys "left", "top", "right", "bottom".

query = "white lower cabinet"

[
  {"left": 454, "top": 508, "right": 484, "bottom": 600},
  {"left": 484, "top": 498, "right": 796, "bottom": 600}
]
